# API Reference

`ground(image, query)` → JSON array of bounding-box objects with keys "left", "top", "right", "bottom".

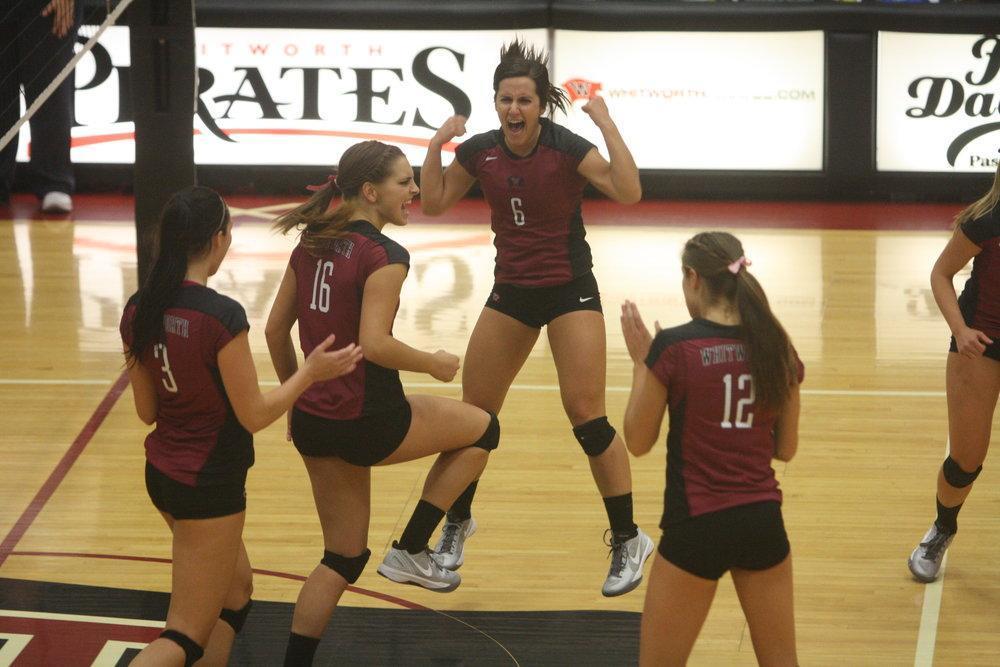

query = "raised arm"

[
  {"left": 930, "top": 227, "right": 990, "bottom": 358},
  {"left": 219, "top": 331, "right": 362, "bottom": 434},
  {"left": 359, "top": 264, "right": 459, "bottom": 382},
  {"left": 576, "top": 96, "right": 641, "bottom": 205},
  {"left": 620, "top": 300, "right": 666, "bottom": 456},
  {"left": 420, "top": 115, "right": 476, "bottom": 215}
]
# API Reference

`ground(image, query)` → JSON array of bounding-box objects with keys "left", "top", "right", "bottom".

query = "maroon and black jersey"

[
  {"left": 120, "top": 282, "right": 252, "bottom": 487},
  {"left": 456, "top": 117, "right": 596, "bottom": 287},
  {"left": 291, "top": 221, "right": 410, "bottom": 420},
  {"left": 645, "top": 319, "right": 805, "bottom": 527},
  {"left": 958, "top": 208, "right": 1000, "bottom": 339}
]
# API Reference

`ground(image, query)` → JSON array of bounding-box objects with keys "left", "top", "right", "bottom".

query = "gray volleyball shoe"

[
  {"left": 908, "top": 523, "right": 955, "bottom": 583},
  {"left": 432, "top": 517, "right": 477, "bottom": 571},
  {"left": 602, "top": 528, "right": 655, "bottom": 597},
  {"left": 377, "top": 544, "right": 461, "bottom": 592}
]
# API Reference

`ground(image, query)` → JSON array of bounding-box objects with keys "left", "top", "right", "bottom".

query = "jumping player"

[
  {"left": 267, "top": 140, "right": 500, "bottom": 665},
  {"left": 419, "top": 40, "right": 650, "bottom": 596},
  {"left": 908, "top": 161, "right": 1000, "bottom": 583},
  {"left": 122, "top": 186, "right": 361, "bottom": 667},
  {"left": 620, "top": 232, "right": 802, "bottom": 665}
]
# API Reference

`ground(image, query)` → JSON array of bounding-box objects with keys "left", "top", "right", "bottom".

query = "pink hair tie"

[
  {"left": 727, "top": 256, "right": 751, "bottom": 274},
  {"left": 305, "top": 174, "right": 337, "bottom": 192}
]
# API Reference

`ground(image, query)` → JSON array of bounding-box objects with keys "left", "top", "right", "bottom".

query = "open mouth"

[{"left": 507, "top": 119, "right": 526, "bottom": 134}]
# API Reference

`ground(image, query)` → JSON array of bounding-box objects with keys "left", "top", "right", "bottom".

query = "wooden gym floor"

[{"left": 0, "top": 195, "right": 997, "bottom": 665}]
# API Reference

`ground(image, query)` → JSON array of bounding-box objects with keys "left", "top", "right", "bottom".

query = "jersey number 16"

[{"left": 310, "top": 260, "right": 335, "bottom": 313}]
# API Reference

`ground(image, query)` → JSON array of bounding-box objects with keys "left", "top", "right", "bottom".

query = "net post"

[{"left": 129, "top": 0, "right": 197, "bottom": 285}]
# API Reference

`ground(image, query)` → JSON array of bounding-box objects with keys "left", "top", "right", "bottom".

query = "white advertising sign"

[
  {"left": 552, "top": 30, "right": 825, "bottom": 170},
  {"left": 877, "top": 32, "right": 1000, "bottom": 173},
  {"left": 16, "top": 27, "right": 546, "bottom": 166}
]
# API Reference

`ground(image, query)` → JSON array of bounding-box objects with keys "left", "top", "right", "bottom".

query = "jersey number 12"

[{"left": 721, "top": 373, "right": 754, "bottom": 429}]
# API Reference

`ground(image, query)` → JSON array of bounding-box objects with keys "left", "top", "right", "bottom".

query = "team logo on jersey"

[
  {"left": 507, "top": 176, "right": 524, "bottom": 189},
  {"left": 562, "top": 78, "right": 603, "bottom": 102}
]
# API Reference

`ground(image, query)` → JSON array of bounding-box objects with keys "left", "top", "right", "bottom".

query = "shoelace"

[
  {"left": 604, "top": 529, "right": 629, "bottom": 578},
  {"left": 439, "top": 523, "right": 461, "bottom": 554},
  {"left": 920, "top": 530, "right": 951, "bottom": 560}
]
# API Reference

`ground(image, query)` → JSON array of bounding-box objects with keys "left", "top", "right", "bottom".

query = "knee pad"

[
  {"left": 942, "top": 455, "right": 982, "bottom": 488},
  {"left": 219, "top": 599, "right": 252, "bottom": 634},
  {"left": 573, "top": 416, "right": 616, "bottom": 457},
  {"left": 472, "top": 412, "right": 500, "bottom": 452},
  {"left": 321, "top": 548, "right": 371, "bottom": 584},
  {"left": 160, "top": 629, "right": 204, "bottom": 667}
]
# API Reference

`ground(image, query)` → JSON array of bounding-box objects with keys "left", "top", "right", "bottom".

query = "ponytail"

[
  {"left": 681, "top": 232, "right": 797, "bottom": 413},
  {"left": 273, "top": 140, "right": 406, "bottom": 251},
  {"left": 127, "top": 187, "right": 229, "bottom": 365}
]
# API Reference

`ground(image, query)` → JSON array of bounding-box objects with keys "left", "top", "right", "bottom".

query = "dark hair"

[
  {"left": 273, "top": 140, "right": 406, "bottom": 252},
  {"left": 126, "top": 186, "right": 229, "bottom": 365},
  {"left": 493, "top": 39, "right": 568, "bottom": 115},
  {"left": 681, "top": 232, "right": 798, "bottom": 413}
]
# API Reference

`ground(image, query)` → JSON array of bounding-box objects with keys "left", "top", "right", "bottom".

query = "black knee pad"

[
  {"left": 942, "top": 455, "right": 982, "bottom": 488},
  {"left": 472, "top": 412, "right": 500, "bottom": 452},
  {"left": 160, "top": 629, "right": 204, "bottom": 667},
  {"left": 573, "top": 416, "right": 616, "bottom": 457},
  {"left": 219, "top": 599, "right": 253, "bottom": 634},
  {"left": 321, "top": 548, "right": 371, "bottom": 584}
]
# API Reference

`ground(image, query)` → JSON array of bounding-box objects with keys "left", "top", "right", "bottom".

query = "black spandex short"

[
  {"left": 484, "top": 271, "right": 602, "bottom": 329},
  {"left": 949, "top": 336, "right": 1000, "bottom": 362},
  {"left": 658, "top": 501, "right": 790, "bottom": 581},
  {"left": 145, "top": 462, "right": 247, "bottom": 520},
  {"left": 290, "top": 402, "right": 412, "bottom": 466}
]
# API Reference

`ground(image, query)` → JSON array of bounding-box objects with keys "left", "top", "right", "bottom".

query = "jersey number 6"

[
  {"left": 510, "top": 197, "right": 526, "bottom": 227},
  {"left": 310, "top": 260, "right": 335, "bottom": 313}
]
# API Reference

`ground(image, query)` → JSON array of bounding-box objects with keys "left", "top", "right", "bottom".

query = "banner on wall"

[
  {"left": 552, "top": 30, "right": 825, "bottom": 171},
  {"left": 877, "top": 32, "right": 1000, "bottom": 173},
  {"left": 15, "top": 27, "right": 546, "bottom": 166}
]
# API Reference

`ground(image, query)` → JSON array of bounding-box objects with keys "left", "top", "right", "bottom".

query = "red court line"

[
  {"left": 0, "top": 373, "right": 130, "bottom": 568},
  {"left": 9, "top": 550, "right": 431, "bottom": 611}
]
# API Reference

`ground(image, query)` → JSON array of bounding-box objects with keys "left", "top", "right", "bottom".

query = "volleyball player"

[
  {"left": 908, "top": 162, "right": 1000, "bottom": 583},
  {"left": 620, "top": 232, "right": 802, "bottom": 665},
  {"left": 419, "top": 40, "right": 650, "bottom": 596},
  {"left": 122, "top": 186, "right": 362, "bottom": 667},
  {"left": 267, "top": 140, "right": 500, "bottom": 665}
]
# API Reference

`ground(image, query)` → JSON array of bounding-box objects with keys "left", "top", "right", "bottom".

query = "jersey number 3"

[
  {"left": 721, "top": 373, "right": 754, "bottom": 429},
  {"left": 153, "top": 343, "right": 179, "bottom": 393},
  {"left": 310, "top": 260, "right": 335, "bottom": 313}
]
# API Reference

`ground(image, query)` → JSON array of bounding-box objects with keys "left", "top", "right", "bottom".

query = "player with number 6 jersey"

[
  {"left": 620, "top": 231, "right": 803, "bottom": 666},
  {"left": 420, "top": 39, "right": 649, "bottom": 597}
]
